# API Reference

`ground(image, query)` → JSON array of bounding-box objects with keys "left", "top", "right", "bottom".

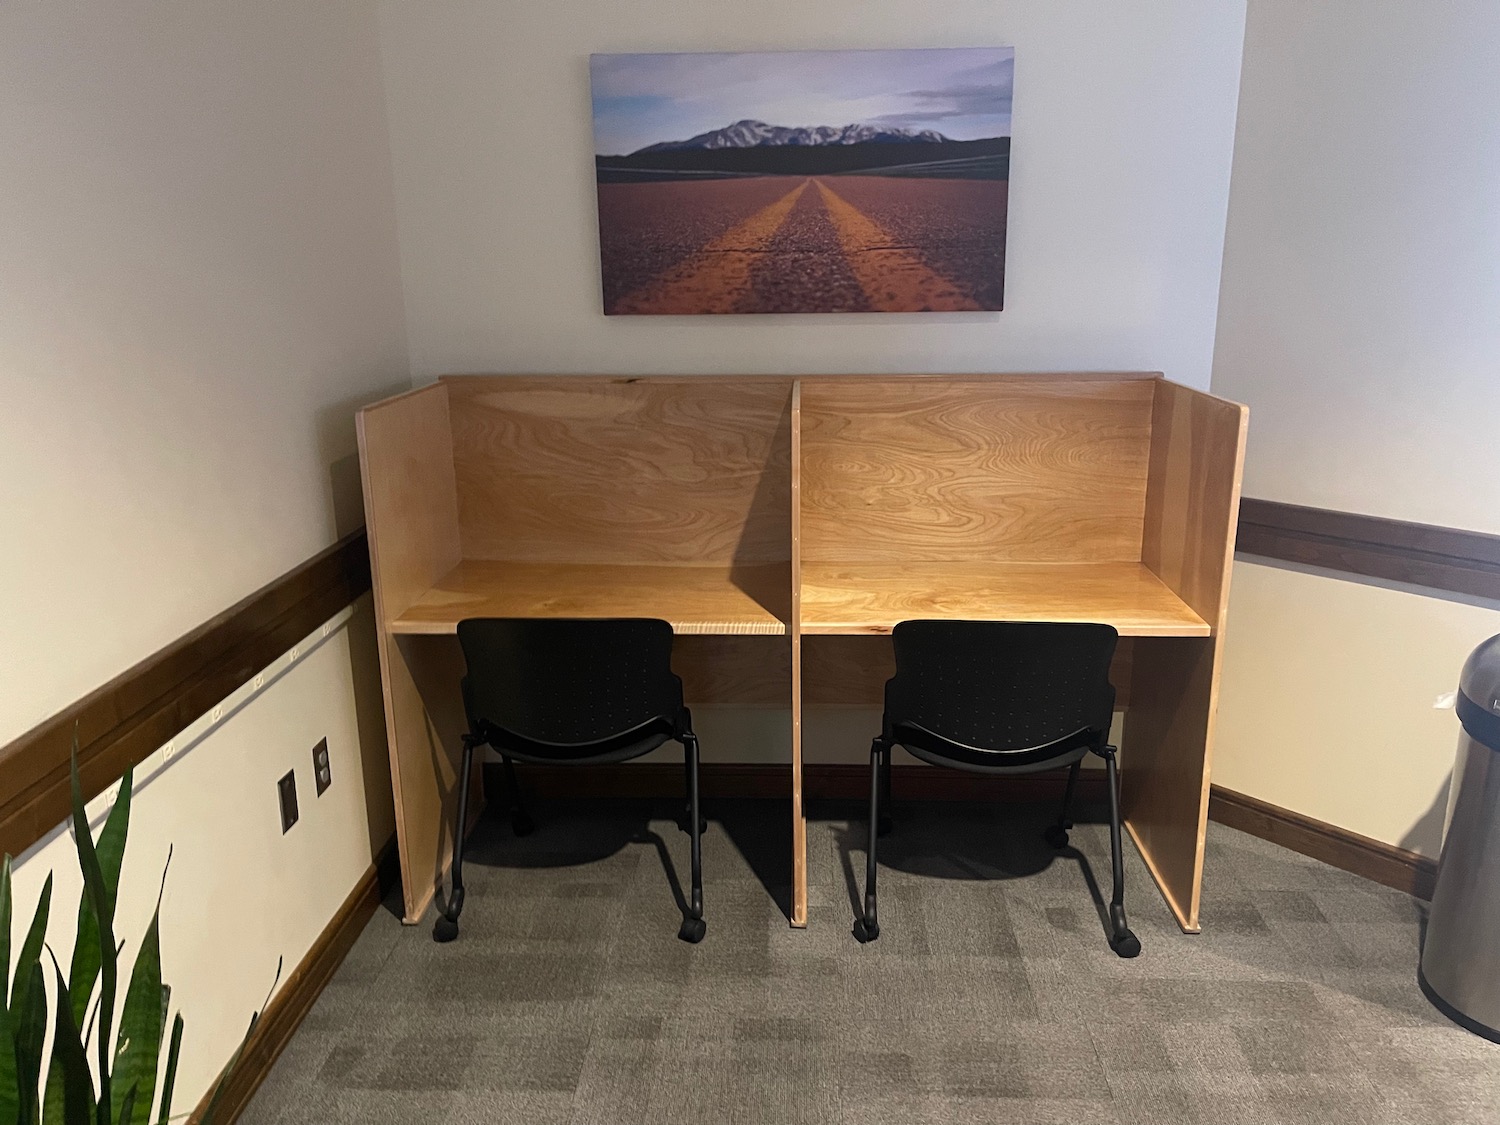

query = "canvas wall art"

[{"left": 589, "top": 47, "right": 1013, "bottom": 315}]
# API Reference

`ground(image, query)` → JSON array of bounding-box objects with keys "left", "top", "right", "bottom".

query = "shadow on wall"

[
  {"left": 1400, "top": 769, "right": 1453, "bottom": 859},
  {"left": 318, "top": 381, "right": 413, "bottom": 539}
]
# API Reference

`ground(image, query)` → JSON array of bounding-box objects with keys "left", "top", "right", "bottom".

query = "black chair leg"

[
  {"left": 877, "top": 743, "right": 893, "bottom": 836},
  {"left": 1101, "top": 747, "right": 1141, "bottom": 958},
  {"left": 501, "top": 754, "right": 534, "bottom": 836},
  {"left": 856, "top": 738, "right": 883, "bottom": 942},
  {"left": 433, "top": 736, "right": 477, "bottom": 943},
  {"left": 1045, "top": 759, "right": 1082, "bottom": 849},
  {"left": 678, "top": 731, "right": 706, "bottom": 943},
  {"left": 678, "top": 736, "right": 707, "bottom": 835}
]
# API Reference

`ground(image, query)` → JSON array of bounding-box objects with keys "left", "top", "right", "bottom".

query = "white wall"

[
  {"left": 1211, "top": 0, "right": 1500, "bottom": 853},
  {"left": 378, "top": 0, "right": 1246, "bottom": 388},
  {"left": 0, "top": 1, "right": 410, "bottom": 744},
  {"left": 2, "top": 1, "right": 405, "bottom": 1108},
  {"left": 8, "top": 609, "right": 393, "bottom": 1112}
]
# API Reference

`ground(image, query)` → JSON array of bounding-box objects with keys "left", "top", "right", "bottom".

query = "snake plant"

[{"left": 2, "top": 749, "right": 262, "bottom": 1125}]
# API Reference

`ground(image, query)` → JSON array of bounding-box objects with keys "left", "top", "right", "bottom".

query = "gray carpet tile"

[{"left": 241, "top": 798, "right": 1500, "bottom": 1125}]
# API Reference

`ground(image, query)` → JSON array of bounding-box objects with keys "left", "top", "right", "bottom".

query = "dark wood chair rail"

[
  {"left": 0, "top": 531, "right": 371, "bottom": 861},
  {"left": 1236, "top": 498, "right": 1500, "bottom": 601}
]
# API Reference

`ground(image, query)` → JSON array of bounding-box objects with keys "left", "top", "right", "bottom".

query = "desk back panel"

[
  {"left": 445, "top": 376, "right": 795, "bottom": 566},
  {"left": 798, "top": 376, "right": 1156, "bottom": 563}
]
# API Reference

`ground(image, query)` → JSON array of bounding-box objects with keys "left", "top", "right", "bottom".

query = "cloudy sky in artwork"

[{"left": 590, "top": 47, "right": 1013, "bottom": 155}]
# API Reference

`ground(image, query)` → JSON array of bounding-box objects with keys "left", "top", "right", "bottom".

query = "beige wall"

[
  {"left": 0, "top": 1, "right": 410, "bottom": 744},
  {"left": 2, "top": 1, "right": 406, "bottom": 1108},
  {"left": 377, "top": 0, "right": 1247, "bottom": 389},
  {"left": 1211, "top": 0, "right": 1500, "bottom": 853},
  {"left": 8, "top": 608, "right": 394, "bottom": 1110}
]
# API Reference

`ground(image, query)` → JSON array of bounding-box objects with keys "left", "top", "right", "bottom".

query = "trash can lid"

[{"left": 1458, "top": 634, "right": 1500, "bottom": 751}]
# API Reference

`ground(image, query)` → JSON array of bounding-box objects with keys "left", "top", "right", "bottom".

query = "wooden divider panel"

[
  {"left": 1123, "top": 379, "right": 1249, "bottom": 932},
  {"left": 358, "top": 384, "right": 467, "bottom": 923},
  {"left": 1140, "top": 380, "right": 1249, "bottom": 624},
  {"left": 798, "top": 376, "right": 1156, "bottom": 563},
  {"left": 445, "top": 376, "right": 794, "bottom": 566},
  {"left": 789, "top": 380, "right": 807, "bottom": 927}
]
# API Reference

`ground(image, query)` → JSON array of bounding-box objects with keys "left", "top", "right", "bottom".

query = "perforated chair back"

[
  {"left": 885, "top": 620, "right": 1118, "bottom": 769},
  {"left": 456, "top": 618, "right": 684, "bottom": 762}
]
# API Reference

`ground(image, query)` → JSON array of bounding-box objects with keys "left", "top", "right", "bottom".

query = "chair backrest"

[
  {"left": 886, "top": 620, "right": 1118, "bottom": 754},
  {"left": 456, "top": 618, "right": 682, "bottom": 748}
]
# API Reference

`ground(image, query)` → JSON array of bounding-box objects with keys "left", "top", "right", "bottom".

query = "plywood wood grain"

[
  {"left": 803, "top": 634, "right": 1135, "bottom": 709},
  {"left": 799, "top": 377, "right": 1155, "bottom": 563},
  {"left": 388, "top": 560, "right": 788, "bottom": 636},
  {"left": 1123, "top": 380, "right": 1248, "bottom": 933},
  {"left": 445, "top": 376, "right": 794, "bottom": 566},
  {"left": 673, "top": 635, "right": 790, "bottom": 705},
  {"left": 798, "top": 561, "right": 1208, "bottom": 637},
  {"left": 357, "top": 384, "right": 465, "bottom": 923},
  {"left": 1141, "top": 380, "right": 1249, "bottom": 625}
]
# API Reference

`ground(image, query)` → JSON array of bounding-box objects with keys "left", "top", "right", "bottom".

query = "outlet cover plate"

[
  {"left": 279, "top": 770, "right": 299, "bottom": 833},
  {"left": 312, "top": 738, "right": 332, "bottom": 796}
]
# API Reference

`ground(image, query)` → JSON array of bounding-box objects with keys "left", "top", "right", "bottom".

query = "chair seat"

[
  {"left": 476, "top": 716, "right": 677, "bottom": 765},
  {"left": 891, "top": 721, "right": 1097, "bottom": 774}
]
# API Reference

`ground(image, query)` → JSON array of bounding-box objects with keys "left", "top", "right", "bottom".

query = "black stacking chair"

[
  {"left": 432, "top": 617, "right": 706, "bottom": 945},
  {"left": 857, "top": 620, "right": 1140, "bottom": 957}
]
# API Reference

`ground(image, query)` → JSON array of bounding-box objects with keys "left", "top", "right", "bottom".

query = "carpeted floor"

[{"left": 241, "top": 797, "right": 1500, "bottom": 1125}]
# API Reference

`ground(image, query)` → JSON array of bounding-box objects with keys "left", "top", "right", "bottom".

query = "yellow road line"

[
  {"left": 612, "top": 179, "right": 810, "bottom": 314},
  {"left": 813, "top": 179, "right": 982, "bottom": 312}
]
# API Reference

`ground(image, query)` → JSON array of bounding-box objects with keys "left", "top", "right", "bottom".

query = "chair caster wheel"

[
  {"left": 877, "top": 816, "right": 893, "bottom": 837},
  {"left": 853, "top": 918, "right": 880, "bottom": 943},
  {"left": 512, "top": 811, "right": 535, "bottom": 837},
  {"left": 678, "top": 916, "right": 707, "bottom": 944},
  {"left": 1110, "top": 928, "right": 1141, "bottom": 958},
  {"left": 432, "top": 915, "right": 460, "bottom": 943},
  {"left": 1043, "top": 824, "right": 1070, "bottom": 849}
]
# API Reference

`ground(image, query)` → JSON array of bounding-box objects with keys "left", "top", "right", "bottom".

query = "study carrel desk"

[{"left": 357, "top": 373, "right": 1246, "bottom": 934}]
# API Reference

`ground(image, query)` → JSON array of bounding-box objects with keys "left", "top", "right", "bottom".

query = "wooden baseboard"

[
  {"left": 1208, "top": 784, "right": 1437, "bottom": 900},
  {"left": 190, "top": 840, "right": 399, "bottom": 1124}
]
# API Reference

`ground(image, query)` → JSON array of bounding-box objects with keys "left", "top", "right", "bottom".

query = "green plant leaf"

[
  {"left": 69, "top": 751, "right": 115, "bottom": 1125},
  {"left": 10, "top": 873, "right": 50, "bottom": 1014},
  {"left": 153, "top": 1015, "right": 182, "bottom": 1125},
  {"left": 69, "top": 770, "right": 132, "bottom": 1028},
  {"left": 0, "top": 1001, "right": 19, "bottom": 1125},
  {"left": 114, "top": 1086, "right": 135, "bottom": 1125},
  {"left": 13, "top": 883, "right": 51, "bottom": 1125},
  {"left": 45, "top": 954, "right": 95, "bottom": 1125},
  {"left": 0, "top": 853, "right": 16, "bottom": 1125},
  {"left": 2, "top": 853, "right": 13, "bottom": 1010},
  {"left": 110, "top": 910, "right": 162, "bottom": 1125}
]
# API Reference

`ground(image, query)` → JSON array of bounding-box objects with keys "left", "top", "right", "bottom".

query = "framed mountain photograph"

[{"left": 589, "top": 47, "right": 1013, "bottom": 315}]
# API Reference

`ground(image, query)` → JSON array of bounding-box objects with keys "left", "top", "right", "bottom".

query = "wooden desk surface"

[
  {"left": 389, "top": 560, "right": 789, "bottom": 636},
  {"left": 798, "top": 561, "right": 1210, "bottom": 637}
]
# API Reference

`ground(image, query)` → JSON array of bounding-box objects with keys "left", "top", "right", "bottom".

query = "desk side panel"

[
  {"left": 789, "top": 380, "right": 807, "bottom": 927},
  {"left": 445, "top": 376, "right": 794, "bottom": 566},
  {"left": 1125, "top": 380, "right": 1249, "bottom": 931},
  {"left": 358, "top": 384, "right": 466, "bottom": 922},
  {"left": 1140, "top": 380, "right": 1249, "bottom": 624},
  {"left": 798, "top": 377, "right": 1155, "bottom": 564}
]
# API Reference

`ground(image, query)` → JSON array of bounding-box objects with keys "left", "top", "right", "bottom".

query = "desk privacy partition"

[{"left": 357, "top": 374, "right": 1246, "bottom": 933}]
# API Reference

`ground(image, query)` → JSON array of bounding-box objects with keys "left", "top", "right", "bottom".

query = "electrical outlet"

[
  {"left": 278, "top": 770, "right": 299, "bottom": 833},
  {"left": 312, "top": 738, "right": 332, "bottom": 795}
]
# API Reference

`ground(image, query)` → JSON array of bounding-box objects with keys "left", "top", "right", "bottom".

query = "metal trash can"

[{"left": 1421, "top": 634, "right": 1500, "bottom": 1041}]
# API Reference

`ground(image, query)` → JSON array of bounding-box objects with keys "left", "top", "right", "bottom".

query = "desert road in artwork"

[{"left": 597, "top": 175, "right": 1008, "bottom": 315}]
